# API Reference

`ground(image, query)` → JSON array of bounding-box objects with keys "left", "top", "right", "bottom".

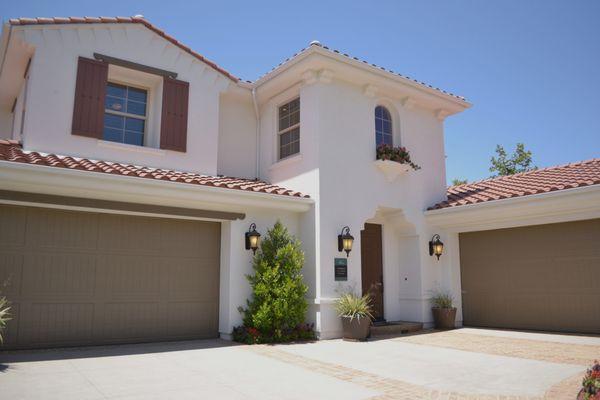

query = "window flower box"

[{"left": 374, "top": 144, "right": 420, "bottom": 182}]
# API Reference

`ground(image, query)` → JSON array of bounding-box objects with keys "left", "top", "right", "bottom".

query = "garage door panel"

[
  {"left": 0, "top": 253, "right": 23, "bottom": 296},
  {"left": 101, "top": 302, "right": 162, "bottom": 341},
  {"left": 28, "top": 208, "right": 99, "bottom": 251},
  {"left": 168, "top": 258, "right": 219, "bottom": 300},
  {"left": 167, "top": 302, "right": 217, "bottom": 338},
  {"left": 159, "top": 221, "right": 220, "bottom": 258},
  {"left": 0, "top": 206, "right": 26, "bottom": 247},
  {"left": 460, "top": 219, "right": 600, "bottom": 334},
  {"left": 0, "top": 205, "right": 221, "bottom": 349},
  {"left": 18, "top": 303, "right": 95, "bottom": 345},
  {"left": 97, "top": 214, "right": 163, "bottom": 255},
  {"left": 99, "top": 254, "right": 162, "bottom": 298},
  {"left": 21, "top": 253, "right": 96, "bottom": 298}
]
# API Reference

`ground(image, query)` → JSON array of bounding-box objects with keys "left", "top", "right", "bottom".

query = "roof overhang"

[
  {"left": 0, "top": 161, "right": 314, "bottom": 217},
  {"left": 253, "top": 45, "right": 471, "bottom": 115},
  {"left": 424, "top": 184, "right": 600, "bottom": 233}
]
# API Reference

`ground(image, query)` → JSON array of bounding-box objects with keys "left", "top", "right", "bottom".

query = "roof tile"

[
  {"left": 8, "top": 16, "right": 239, "bottom": 82},
  {"left": 0, "top": 140, "right": 309, "bottom": 199},
  {"left": 429, "top": 159, "right": 600, "bottom": 210}
]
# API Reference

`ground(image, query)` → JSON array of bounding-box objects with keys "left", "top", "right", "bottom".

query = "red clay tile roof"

[
  {"left": 7, "top": 16, "right": 239, "bottom": 82},
  {"left": 0, "top": 140, "right": 309, "bottom": 198},
  {"left": 7, "top": 16, "right": 467, "bottom": 100},
  {"left": 255, "top": 41, "right": 468, "bottom": 101},
  {"left": 429, "top": 159, "right": 600, "bottom": 210}
]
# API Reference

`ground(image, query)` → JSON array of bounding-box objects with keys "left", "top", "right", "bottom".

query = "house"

[{"left": 0, "top": 16, "right": 598, "bottom": 349}]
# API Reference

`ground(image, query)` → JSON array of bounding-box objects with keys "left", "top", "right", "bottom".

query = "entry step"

[{"left": 370, "top": 321, "right": 423, "bottom": 337}]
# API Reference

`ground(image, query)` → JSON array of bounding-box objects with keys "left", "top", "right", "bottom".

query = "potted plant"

[
  {"left": 335, "top": 292, "right": 373, "bottom": 341},
  {"left": 430, "top": 289, "right": 456, "bottom": 330},
  {"left": 578, "top": 360, "right": 600, "bottom": 400}
]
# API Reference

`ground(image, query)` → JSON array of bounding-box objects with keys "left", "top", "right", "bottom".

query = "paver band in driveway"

[
  {"left": 249, "top": 343, "right": 578, "bottom": 400},
  {"left": 395, "top": 329, "right": 600, "bottom": 366}
]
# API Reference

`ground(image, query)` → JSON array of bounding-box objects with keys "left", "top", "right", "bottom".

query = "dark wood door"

[{"left": 361, "top": 223, "right": 384, "bottom": 321}]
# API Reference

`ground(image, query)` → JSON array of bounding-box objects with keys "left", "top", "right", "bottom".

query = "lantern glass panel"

[{"left": 343, "top": 237, "right": 353, "bottom": 251}]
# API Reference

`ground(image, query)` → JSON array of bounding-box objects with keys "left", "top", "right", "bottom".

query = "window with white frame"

[
  {"left": 104, "top": 82, "right": 148, "bottom": 146},
  {"left": 278, "top": 97, "right": 300, "bottom": 159},
  {"left": 375, "top": 105, "right": 393, "bottom": 146}
]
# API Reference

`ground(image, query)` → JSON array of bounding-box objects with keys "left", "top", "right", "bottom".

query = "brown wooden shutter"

[
  {"left": 71, "top": 57, "right": 108, "bottom": 138},
  {"left": 160, "top": 78, "right": 189, "bottom": 152}
]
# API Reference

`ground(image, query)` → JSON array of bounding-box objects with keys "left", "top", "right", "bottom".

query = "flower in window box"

[{"left": 376, "top": 143, "right": 421, "bottom": 170}]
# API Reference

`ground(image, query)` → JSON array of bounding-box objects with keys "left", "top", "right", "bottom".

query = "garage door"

[
  {"left": 459, "top": 219, "right": 600, "bottom": 334},
  {"left": 0, "top": 204, "right": 220, "bottom": 349}
]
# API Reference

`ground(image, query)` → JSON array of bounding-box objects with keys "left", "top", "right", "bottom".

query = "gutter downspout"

[{"left": 251, "top": 87, "right": 260, "bottom": 180}]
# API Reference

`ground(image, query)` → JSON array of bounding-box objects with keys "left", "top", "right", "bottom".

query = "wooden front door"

[{"left": 361, "top": 223, "right": 384, "bottom": 321}]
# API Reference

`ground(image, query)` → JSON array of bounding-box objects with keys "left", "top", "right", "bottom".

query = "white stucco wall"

[
  {"left": 13, "top": 24, "right": 231, "bottom": 175},
  {"left": 217, "top": 88, "right": 257, "bottom": 179},
  {"left": 218, "top": 207, "right": 302, "bottom": 338},
  {"left": 258, "top": 73, "right": 462, "bottom": 337}
]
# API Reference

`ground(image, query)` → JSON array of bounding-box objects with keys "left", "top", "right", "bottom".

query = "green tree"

[
  {"left": 490, "top": 143, "right": 536, "bottom": 177},
  {"left": 242, "top": 221, "right": 308, "bottom": 340},
  {"left": 451, "top": 178, "right": 468, "bottom": 186}
]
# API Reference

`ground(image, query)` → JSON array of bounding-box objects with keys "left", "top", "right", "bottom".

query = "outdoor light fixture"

[
  {"left": 245, "top": 223, "right": 261, "bottom": 254},
  {"left": 429, "top": 234, "right": 444, "bottom": 260},
  {"left": 338, "top": 226, "right": 354, "bottom": 257}
]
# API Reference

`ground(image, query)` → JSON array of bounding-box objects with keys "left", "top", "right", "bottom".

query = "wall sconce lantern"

[
  {"left": 338, "top": 226, "right": 354, "bottom": 257},
  {"left": 429, "top": 234, "right": 444, "bottom": 260},
  {"left": 245, "top": 223, "right": 261, "bottom": 254}
]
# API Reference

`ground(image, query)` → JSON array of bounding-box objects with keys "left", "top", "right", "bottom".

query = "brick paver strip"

[
  {"left": 246, "top": 344, "right": 576, "bottom": 400},
  {"left": 394, "top": 330, "right": 600, "bottom": 366}
]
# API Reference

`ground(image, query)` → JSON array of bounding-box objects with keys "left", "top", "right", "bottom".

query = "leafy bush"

[
  {"left": 430, "top": 289, "right": 454, "bottom": 309},
  {"left": 376, "top": 144, "right": 421, "bottom": 170},
  {"left": 232, "top": 323, "right": 315, "bottom": 344},
  {"left": 238, "top": 221, "right": 309, "bottom": 342},
  {"left": 580, "top": 360, "right": 600, "bottom": 399},
  {"left": 335, "top": 292, "right": 373, "bottom": 321},
  {"left": 0, "top": 296, "right": 10, "bottom": 344}
]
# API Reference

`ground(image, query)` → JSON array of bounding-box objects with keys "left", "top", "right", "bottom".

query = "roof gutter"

[
  {"left": 0, "top": 160, "right": 313, "bottom": 213},
  {"left": 424, "top": 184, "right": 600, "bottom": 232}
]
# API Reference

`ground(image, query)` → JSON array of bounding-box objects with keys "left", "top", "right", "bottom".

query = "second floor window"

[
  {"left": 104, "top": 82, "right": 147, "bottom": 146},
  {"left": 278, "top": 97, "right": 300, "bottom": 160},
  {"left": 375, "top": 105, "right": 392, "bottom": 146}
]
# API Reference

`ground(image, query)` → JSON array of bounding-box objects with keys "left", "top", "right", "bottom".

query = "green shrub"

[
  {"left": 335, "top": 292, "right": 373, "bottom": 321},
  {"left": 232, "top": 323, "right": 315, "bottom": 344},
  {"left": 0, "top": 296, "right": 10, "bottom": 344},
  {"left": 240, "top": 221, "right": 309, "bottom": 342},
  {"left": 430, "top": 289, "right": 454, "bottom": 309}
]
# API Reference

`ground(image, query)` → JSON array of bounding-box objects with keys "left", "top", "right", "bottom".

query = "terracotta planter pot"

[
  {"left": 432, "top": 307, "right": 457, "bottom": 330},
  {"left": 341, "top": 316, "right": 371, "bottom": 341}
]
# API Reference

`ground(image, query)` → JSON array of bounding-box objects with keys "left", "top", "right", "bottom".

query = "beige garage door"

[
  {"left": 0, "top": 204, "right": 220, "bottom": 349},
  {"left": 460, "top": 219, "right": 600, "bottom": 334}
]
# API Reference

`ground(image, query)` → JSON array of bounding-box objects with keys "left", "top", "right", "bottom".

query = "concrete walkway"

[{"left": 1, "top": 328, "right": 598, "bottom": 399}]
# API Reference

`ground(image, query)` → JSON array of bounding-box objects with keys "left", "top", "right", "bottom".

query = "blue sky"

[{"left": 2, "top": 0, "right": 599, "bottom": 184}]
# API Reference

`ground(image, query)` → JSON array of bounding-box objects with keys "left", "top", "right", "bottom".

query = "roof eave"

[
  {"left": 252, "top": 45, "right": 471, "bottom": 109},
  {"left": 0, "top": 160, "right": 314, "bottom": 213},
  {"left": 424, "top": 184, "right": 600, "bottom": 232}
]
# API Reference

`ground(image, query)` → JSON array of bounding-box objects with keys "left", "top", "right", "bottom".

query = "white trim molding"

[
  {"left": 425, "top": 185, "right": 600, "bottom": 232},
  {"left": 0, "top": 160, "right": 314, "bottom": 214}
]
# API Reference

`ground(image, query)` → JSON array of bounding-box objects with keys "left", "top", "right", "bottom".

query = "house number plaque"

[{"left": 334, "top": 258, "right": 348, "bottom": 281}]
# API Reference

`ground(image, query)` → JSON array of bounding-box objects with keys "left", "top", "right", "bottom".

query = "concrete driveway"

[{"left": 1, "top": 328, "right": 598, "bottom": 399}]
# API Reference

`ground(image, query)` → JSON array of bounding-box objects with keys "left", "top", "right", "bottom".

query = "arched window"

[{"left": 375, "top": 106, "right": 392, "bottom": 146}]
